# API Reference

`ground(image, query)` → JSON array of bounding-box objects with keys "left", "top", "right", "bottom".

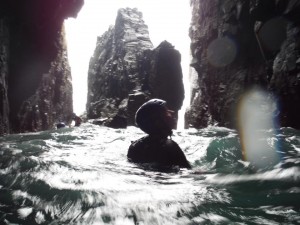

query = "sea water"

[{"left": 0, "top": 123, "right": 299, "bottom": 225}]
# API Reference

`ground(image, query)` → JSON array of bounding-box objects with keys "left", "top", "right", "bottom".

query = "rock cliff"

[
  {"left": 186, "top": 0, "right": 300, "bottom": 129},
  {"left": 0, "top": 0, "right": 84, "bottom": 134},
  {"left": 87, "top": 8, "right": 184, "bottom": 128},
  {"left": 3, "top": 0, "right": 298, "bottom": 133}
]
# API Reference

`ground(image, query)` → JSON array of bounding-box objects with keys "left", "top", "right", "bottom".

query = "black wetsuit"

[{"left": 127, "top": 135, "right": 191, "bottom": 168}]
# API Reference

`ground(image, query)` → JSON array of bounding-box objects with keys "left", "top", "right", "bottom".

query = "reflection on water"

[{"left": 0, "top": 124, "right": 299, "bottom": 224}]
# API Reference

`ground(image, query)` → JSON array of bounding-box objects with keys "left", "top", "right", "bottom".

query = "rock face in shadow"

[
  {"left": 186, "top": 0, "right": 300, "bottom": 129},
  {"left": 0, "top": 15, "right": 10, "bottom": 135},
  {"left": 87, "top": 8, "right": 184, "bottom": 128},
  {"left": 0, "top": 0, "right": 84, "bottom": 134}
]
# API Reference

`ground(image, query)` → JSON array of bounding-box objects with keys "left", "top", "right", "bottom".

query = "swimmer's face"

[
  {"left": 164, "top": 109, "right": 176, "bottom": 130},
  {"left": 154, "top": 107, "right": 176, "bottom": 137},
  {"left": 146, "top": 105, "right": 177, "bottom": 137}
]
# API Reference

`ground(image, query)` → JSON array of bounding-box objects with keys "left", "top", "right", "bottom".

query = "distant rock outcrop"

[
  {"left": 0, "top": 0, "right": 84, "bottom": 135},
  {"left": 186, "top": 0, "right": 300, "bottom": 129},
  {"left": 87, "top": 8, "right": 184, "bottom": 128}
]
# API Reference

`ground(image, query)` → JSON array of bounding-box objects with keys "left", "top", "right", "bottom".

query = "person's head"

[
  {"left": 135, "top": 99, "right": 176, "bottom": 137},
  {"left": 56, "top": 122, "right": 66, "bottom": 129},
  {"left": 72, "top": 113, "right": 77, "bottom": 120}
]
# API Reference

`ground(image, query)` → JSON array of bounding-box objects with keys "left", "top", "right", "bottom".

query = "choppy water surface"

[{"left": 0, "top": 124, "right": 299, "bottom": 224}]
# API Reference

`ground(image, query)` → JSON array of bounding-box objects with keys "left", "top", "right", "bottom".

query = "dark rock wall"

[
  {"left": 186, "top": 0, "right": 300, "bottom": 129},
  {"left": 270, "top": 20, "right": 300, "bottom": 128},
  {"left": 87, "top": 8, "right": 184, "bottom": 128},
  {"left": 0, "top": 0, "right": 84, "bottom": 134},
  {"left": 0, "top": 17, "right": 10, "bottom": 134},
  {"left": 17, "top": 28, "right": 74, "bottom": 132}
]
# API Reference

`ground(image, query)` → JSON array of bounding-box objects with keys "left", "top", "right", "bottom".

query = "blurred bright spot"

[
  {"left": 207, "top": 37, "right": 237, "bottom": 67},
  {"left": 238, "top": 88, "right": 281, "bottom": 170}
]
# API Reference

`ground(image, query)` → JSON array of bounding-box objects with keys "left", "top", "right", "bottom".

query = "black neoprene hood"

[{"left": 135, "top": 99, "right": 166, "bottom": 134}]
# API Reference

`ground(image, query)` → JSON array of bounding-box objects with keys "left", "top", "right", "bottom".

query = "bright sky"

[{"left": 65, "top": 0, "right": 191, "bottom": 126}]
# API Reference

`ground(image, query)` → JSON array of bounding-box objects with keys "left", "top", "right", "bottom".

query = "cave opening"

[{"left": 65, "top": 0, "right": 191, "bottom": 129}]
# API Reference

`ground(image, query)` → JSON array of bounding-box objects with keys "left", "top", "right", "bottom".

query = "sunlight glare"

[{"left": 238, "top": 88, "right": 281, "bottom": 170}]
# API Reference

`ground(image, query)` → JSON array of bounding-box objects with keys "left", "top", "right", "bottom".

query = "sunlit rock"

[{"left": 87, "top": 8, "right": 184, "bottom": 128}]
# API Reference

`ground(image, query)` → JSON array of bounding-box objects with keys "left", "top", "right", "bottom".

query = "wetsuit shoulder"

[
  {"left": 163, "top": 139, "right": 191, "bottom": 168},
  {"left": 127, "top": 136, "right": 191, "bottom": 168},
  {"left": 127, "top": 136, "right": 153, "bottom": 163}
]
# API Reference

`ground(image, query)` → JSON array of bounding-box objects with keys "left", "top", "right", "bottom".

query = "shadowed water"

[{"left": 0, "top": 124, "right": 299, "bottom": 224}]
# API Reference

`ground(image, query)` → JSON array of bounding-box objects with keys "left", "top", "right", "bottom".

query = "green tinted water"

[{"left": 0, "top": 124, "right": 299, "bottom": 224}]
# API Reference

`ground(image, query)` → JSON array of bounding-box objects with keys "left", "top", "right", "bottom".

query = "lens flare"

[
  {"left": 207, "top": 37, "right": 237, "bottom": 67},
  {"left": 258, "top": 16, "right": 287, "bottom": 52},
  {"left": 238, "top": 88, "right": 281, "bottom": 170}
]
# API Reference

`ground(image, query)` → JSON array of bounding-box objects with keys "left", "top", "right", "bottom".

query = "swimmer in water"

[
  {"left": 72, "top": 113, "right": 82, "bottom": 127},
  {"left": 127, "top": 99, "right": 191, "bottom": 169}
]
